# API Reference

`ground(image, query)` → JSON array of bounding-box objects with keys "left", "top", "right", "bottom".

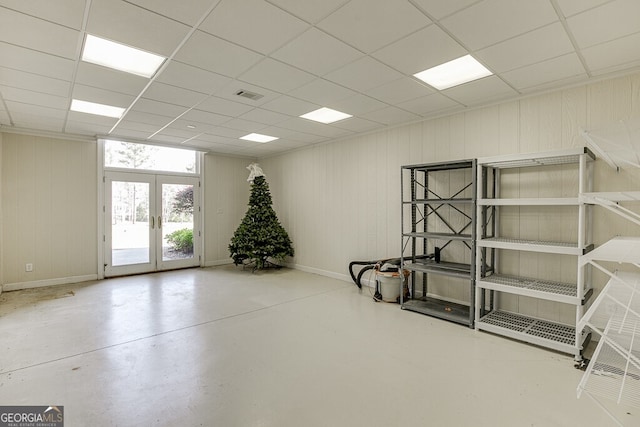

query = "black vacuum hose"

[{"left": 348, "top": 255, "right": 433, "bottom": 288}]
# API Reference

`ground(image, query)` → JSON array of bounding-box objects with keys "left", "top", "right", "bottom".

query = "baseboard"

[
  {"left": 288, "top": 263, "right": 361, "bottom": 284},
  {"left": 2, "top": 274, "right": 98, "bottom": 292},
  {"left": 203, "top": 259, "right": 234, "bottom": 267}
]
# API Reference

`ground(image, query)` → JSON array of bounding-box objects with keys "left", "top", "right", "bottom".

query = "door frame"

[
  {"left": 104, "top": 171, "right": 158, "bottom": 277},
  {"left": 156, "top": 174, "right": 201, "bottom": 271},
  {"left": 97, "top": 139, "right": 204, "bottom": 279}
]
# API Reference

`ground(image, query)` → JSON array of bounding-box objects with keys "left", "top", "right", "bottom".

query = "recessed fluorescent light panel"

[
  {"left": 70, "top": 99, "right": 125, "bottom": 118},
  {"left": 240, "top": 133, "right": 279, "bottom": 143},
  {"left": 82, "top": 34, "right": 166, "bottom": 78},
  {"left": 300, "top": 107, "right": 352, "bottom": 124},
  {"left": 413, "top": 54, "right": 492, "bottom": 90}
]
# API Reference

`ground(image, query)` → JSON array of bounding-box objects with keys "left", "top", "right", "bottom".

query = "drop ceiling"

[{"left": 1, "top": 0, "right": 640, "bottom": 157}]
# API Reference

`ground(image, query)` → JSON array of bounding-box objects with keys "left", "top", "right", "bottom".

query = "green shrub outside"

[{"left": 166, "top": 228, "right": 193, "bottom": 253}]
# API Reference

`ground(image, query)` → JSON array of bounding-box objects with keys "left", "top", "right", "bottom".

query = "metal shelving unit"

[
  {"left": 400, "top": 159, "right": 478, "bottom": 327},
  {"left": 474, "top": 147, "right": 595, "bottom": 358}
]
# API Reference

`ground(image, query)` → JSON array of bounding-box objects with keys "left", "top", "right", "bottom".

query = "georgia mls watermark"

[{"left": 0, "top": 406, "right": 63, "bottom": 427}]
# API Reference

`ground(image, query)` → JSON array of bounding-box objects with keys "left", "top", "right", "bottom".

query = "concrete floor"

[{"left": 0, "top": 265, "right": 636, "bottom": 426}]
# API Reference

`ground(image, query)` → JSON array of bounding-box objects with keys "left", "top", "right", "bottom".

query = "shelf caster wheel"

[{"left": 574, "top": 358, "right": 589, "bottom": 371}]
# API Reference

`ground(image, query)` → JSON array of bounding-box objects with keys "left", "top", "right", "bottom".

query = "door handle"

[
  {"left": 158, "top": 215, "right": 162, "bottom": 229},
  {"left": 150, "top": 216, "right": 155, "bottom": 229}
]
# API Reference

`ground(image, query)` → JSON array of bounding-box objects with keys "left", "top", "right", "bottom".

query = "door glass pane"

[
  {"left": 161, "top": 183, "right": 194, "bottom": 261},
  {"left": 111, "top": 181, "right": 150, "bottom": 266}
]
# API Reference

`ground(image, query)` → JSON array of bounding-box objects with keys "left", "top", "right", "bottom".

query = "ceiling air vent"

[{"left": 236, "top": 90, "right": 264, "bottom": 101}]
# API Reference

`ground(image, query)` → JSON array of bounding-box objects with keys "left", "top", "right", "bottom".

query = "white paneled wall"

[
  {"left": 0, "top": 135, "right": 253, "bottom": 288},
  {"left": 260, "top": 72, "right": 640, "bottom": 321},
  {"left": 202, "top": 153, "right": 254, "bottom": 266},
  {"left": 1, "top": 133, "right": 97, "bottom": 289}
]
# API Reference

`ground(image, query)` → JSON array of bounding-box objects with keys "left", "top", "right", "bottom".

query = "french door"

[{"left": 104, "top": 171, "right": 200, "bottom": 277}]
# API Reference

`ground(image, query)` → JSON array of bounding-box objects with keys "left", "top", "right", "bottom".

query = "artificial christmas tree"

[{"left": 229, "top": 164, "right": 294, "bottom": 269}]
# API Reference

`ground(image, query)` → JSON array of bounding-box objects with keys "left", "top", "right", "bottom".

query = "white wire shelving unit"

[
  {"left": 581, "top": 117, "right": 640, "bottom": 172},
  {"left": 577, "top": 191, "right": 640, "bottom": 425},
  {"left": 474, "top": 147, "right": 595, "bottom": 359}
]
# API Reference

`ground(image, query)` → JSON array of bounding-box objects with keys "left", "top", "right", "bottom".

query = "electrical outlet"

[{"left": 25, "top": 263, "right": 33, "bottom": 272}]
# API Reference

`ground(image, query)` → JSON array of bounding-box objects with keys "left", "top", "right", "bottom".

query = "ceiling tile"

[
  {"left": 72, "top": 84, "right": 134, "bottom": 108},
  {"left": 318, "top": 0, "right": 431, "bottom": 53},
  {"left": 360, "top": 106, "right": 420, "bottom": 126},
  {"left": 261, "top": 95, "right": 320, "bottom": 116},
  {"left": 288, "top": 79, "right": 358, "bottom": 106},
  {"left": 220, "top": 118, "right": 266, "bottom": 133},
  {"left": 0, "top": 0, "right": 86, "bottom": 29},
  {"left": 0, "top": 67, "right": 70, "bottom": 97},
  {"left": 67, "top": 110, "right": 118, "bottom": 126},
  {"left": 410, "top": 0, "right": 479, "bottom": 20},
  {"left": 397, "top": 93, "right": 462, "bottom": 116},
  {"left": 188, "top": 140, "right": 242, "bottom": 153},
  {"left": 248, "top": 140, "right": 306, "bottom": 157},
  {"left": 501, "top": 53, "right": 586, "bottom": 92},
  {"left": 218, "top": 137, "right": 258, "bottom": 150},
  {"left": 196, "top": 96, "right": 254, "bottom": 116},
  {"left": 567, "top": 0, "right": 640, "bottom": 48},
  {"left": 123, "top": 111, "right": 173, "bottom": 127},
  {"left": 441, "top": 0, "right": 558, "bottom": 50},
  {"left": 238, "top": 58, "right": 316, "bottom": 93},
  {"left": 581, "top": 31, "right": 640, "bottom": 75},
  {"left": 10, "top": 113, "right": 64, "bottom": 132},
  {"left": 149, "top": 133, "right": 186, "bottom": 144},
  {"left": 181, "top": 109, "right": 233, "bottom": 126},
  {"left": 278, "top": 117, "right": 352, "bottom": 138},
  {"left": 6, "top": 101, "right": 67, "bottom": 119},
  {"left": 174, "top": 31, "right": 264, "bottom": 78},
  {"left": 272, "top": 28, "right": 363, "bottom": 76},
  {"left": 110, "top": 128, "right": 155, "bottom": 141},
  {"left": 87, "top": 0, "right": 190, "bottom": 57},
  {"left": 476, "top": 23, "right": 574, "bottom": 73},
  {"left": 2, "top": 0, "right": 640, "bottom": 158},
  {"left": 205, "top": 126, "right": 248, "bottom": 139},
  {"left": 75, "top": 62, "right": 149, "bottom": 97},
  {"left": 266, "top": 0, "right": 350, "bottom": 24},
  {"left": 0, "top": 7, "right": 79, "bottom": 59},
  {"left": 331, "top": 117, "right": 382, "bottom": 133},
  {"left": 200, "top": 0, "right": 308, "bottom": 55},
  {"left": 372, "top": 25, "right": 467, "bottom": 75},
  {"left": 327, "top": 94, "right": 388, "bottom": 116},
  {"left": 65, "top": 120, "right": 113, "bottom": 136},
  {"left": 168, "top": 119, "right": 217, "bottom": 134},
  {"left": 131, "top": 98, "right": 189, "bottom": 118},
  {"left": 0, "top": 85, "right": 68, "bottom": 110},
  {"left": 367, "top": 78, "right": 434, "bottom": 105},
  {"left": 257, "top": 126, "right": 325, "bottom": 143},
  {"left": 239, "top": 108, "right": 291, "bottom": 126},
  {"left": 0, "top": 42, "right": 75, "bottom": 81},
  {"left": 144, "top": 82, "right": 208, "bottom": 108},
  {"left": 156, "top": 61, "right": 232, "bottom": 95},
  {"left": 125, "top": 0, "right": 217, "bottom": 26},
  {"left": 155, "top": 126, "right": 199, "bottom": 139},
  {"left": 117, "top": 120, "right": 161, "bottom": 134},
  {"left": 555, "top": 0, "right": 610, "bottom": 17},
  {"left": 442, "top": 75, "right": 518, "bottom": 106},
  {"left": 198, "top": 133, "right": 244, "bottom": 145},
  {"left": 325, "top": 56, "right": 404, "bottom": 93}
]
